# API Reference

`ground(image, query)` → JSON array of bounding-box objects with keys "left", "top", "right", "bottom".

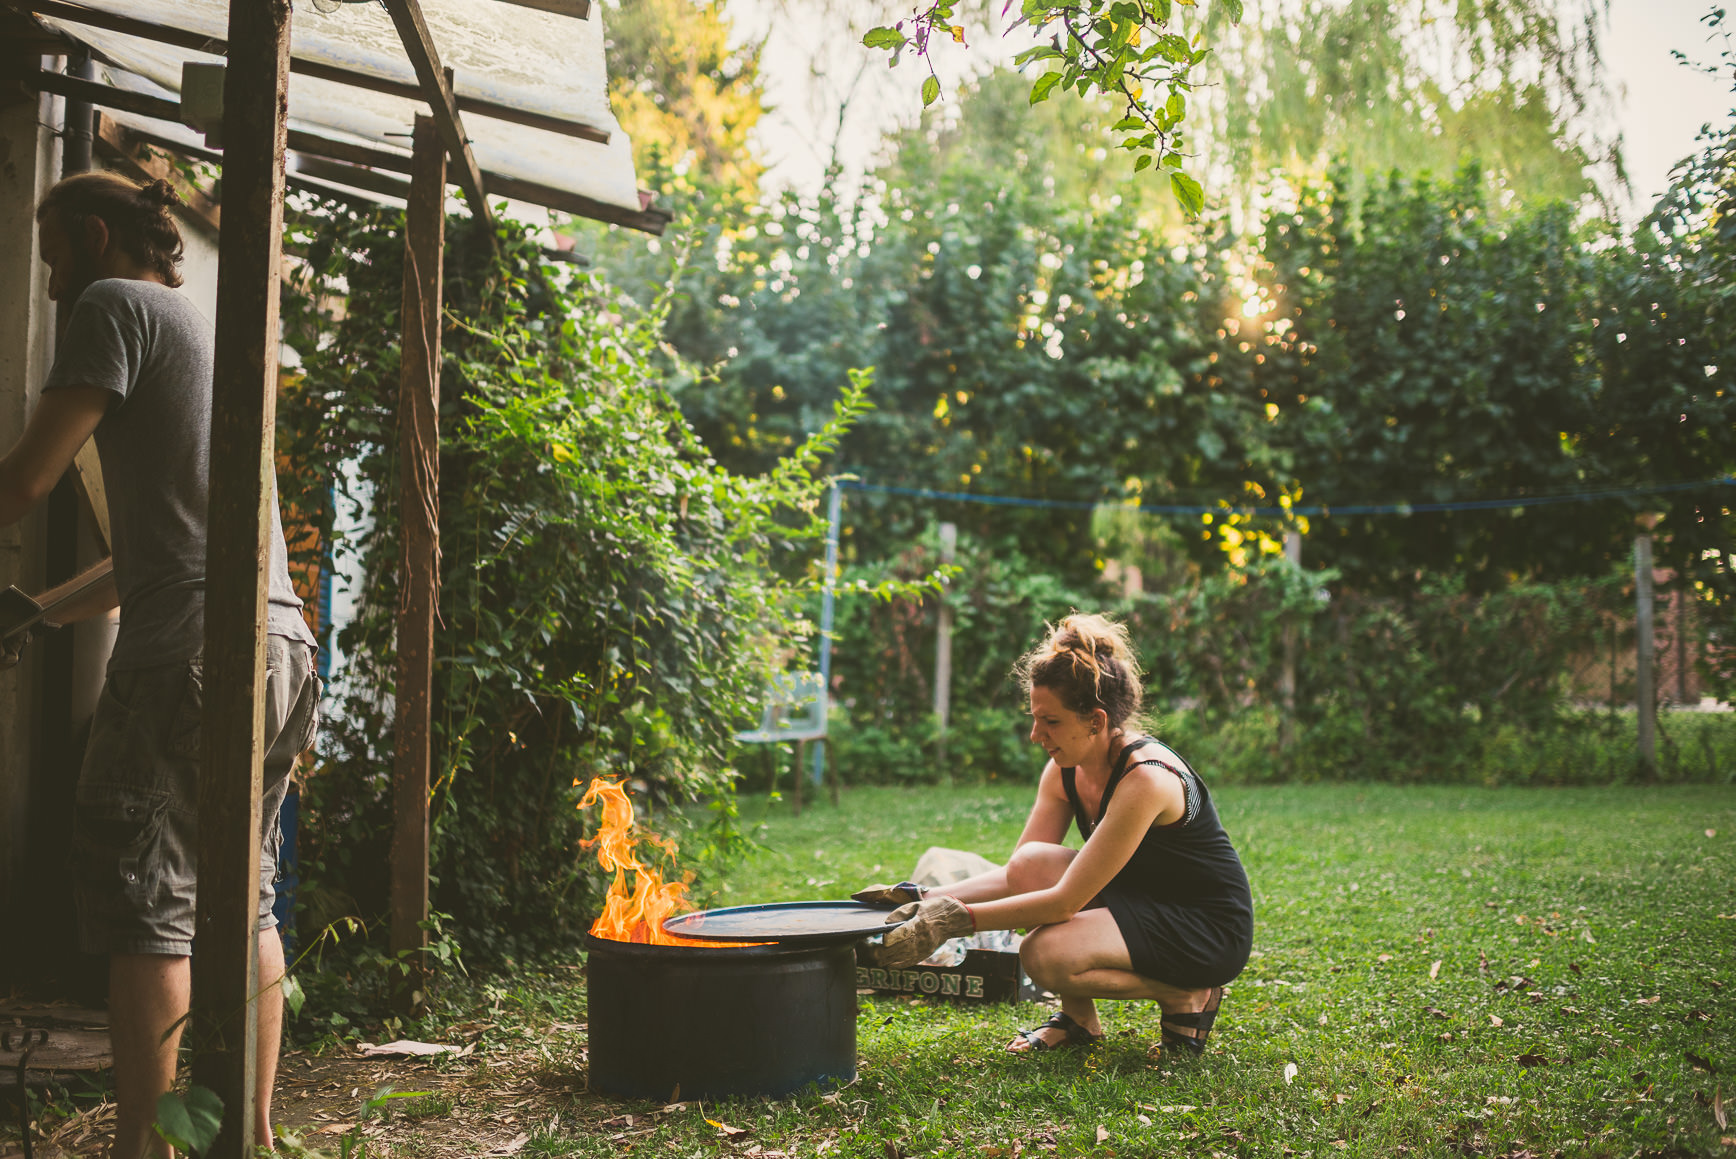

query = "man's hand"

[
  {"left": 874, "top": 896, "right": 975, "bottom": 969},
  {"left": 0, "top": 628, "right": 30, "bottom": 670},
  {"left": 851, "top": 881, "right": 928, "bottom": 908}
]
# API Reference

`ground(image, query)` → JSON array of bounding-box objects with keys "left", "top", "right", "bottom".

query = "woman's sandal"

[
  {"left": 1159, "top": 986, "right": 1224, "bottom": 1057},
  {"left": 1006, "top": 1010, "right": 1105, "bottom": 1054}
]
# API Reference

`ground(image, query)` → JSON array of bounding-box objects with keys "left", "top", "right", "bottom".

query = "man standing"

[{"left": 9, "top": 169, "right": 319, "bottom": 1158}]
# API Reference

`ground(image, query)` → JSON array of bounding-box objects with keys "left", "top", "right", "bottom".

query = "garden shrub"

[{"left": 276, "top": 201, "right": 869, "bottom": 971}]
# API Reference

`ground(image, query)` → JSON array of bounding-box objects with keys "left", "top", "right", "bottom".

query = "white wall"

[{"left": 0, "top": 82, "right": 60, "bottom": 927}]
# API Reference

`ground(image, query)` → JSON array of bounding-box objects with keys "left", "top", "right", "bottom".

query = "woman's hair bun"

[
  {"left": 1015, "top": 612, "right": 1146, "bottom": 729},
  {"left": 139, "top": 179, "right": 183, "bottom": 209}
]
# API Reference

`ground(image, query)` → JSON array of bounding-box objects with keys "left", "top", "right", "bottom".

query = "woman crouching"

[{"left": 858, "top": 613, "right": 1254, "bottom": 1055}]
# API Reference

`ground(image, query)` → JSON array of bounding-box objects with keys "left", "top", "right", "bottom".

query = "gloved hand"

[
  {"left": 875, "top": 896, "right": 976, "bottom": 969},
  {"left": 851, "top": 880, "right": 928, "bottom": 908}
]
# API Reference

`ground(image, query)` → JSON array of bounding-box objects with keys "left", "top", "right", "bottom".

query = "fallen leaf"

[
  {"left": 706, "top": 1119, "right": 751, "bottom": 1140},
  {"left": 1095, "top": 1126, "right": 1109, "bottom": 1144},
  {"left": 1707, "top": 829, "right": 1717, "bottom": 838},
  {"left": 1424, "top": 1006, "right": 1453, "bottom": 1020},
  {"left": 355, "top": 1040, "right": 461, "bottom": 1058},
  {"left": 1318, "top": 1014, "right": 1328, "bottom": 1026},
  {"left": 1283, "top": 1062, "right": 1299, "bottom": 1085},
  {"left": 1429, "top": 960, "right": 1442, "bottom": 980},
  {"left": 314, "top": 1123, "right": 357, "bottom": 1136},
  {"left": 1689, "top": 1010, "right": 1714, "bottom": 1023},
  {"left": 1377, "top": 954, "right": 1394, "bottom": 963},
  {"left": 1136, "top": 1114, "right": 1151, "bottom": 1126},
  {"left": 883, "top": 1141, "right": 904, "bottom": 1159},
  {"left": 1635, "top": 995, "right": 1662, "bottom": 1006},
  {"left": 1715, "top": 1085, "right": 1727, "bottom": 1131},
  {"left": 1568, "top": 962, "right": 1582, "bottom": 974},
  {"left": 981, "top": 1148, "right": 1005, "bottom": 1158},
  {"left": 1489, "top": 1015, "right": 1504, "bottom": 1027},
  {"left": 601, "top": 1116, "right": 636, "bottom": 1129},
  {"left": 1333, "top": 1093, "right": 1348, "bottom": 1105},
  {"left": 487, "top": 1134, "right": 530, "bottom": 1157},
  {"left": 1157, "top": 1106, "right": 1198, "bottom": 1114},
  {"left": 1517, "top": 1053, "right": 1549, "bottom": 1067},
  {"left": 1688, "top": 1051, "right": 1717, "bottom": 1073}
]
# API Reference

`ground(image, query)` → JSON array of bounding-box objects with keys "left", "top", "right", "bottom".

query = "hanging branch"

[{"left": 862, "top": 0, "right": 1245, "bottom": 214}]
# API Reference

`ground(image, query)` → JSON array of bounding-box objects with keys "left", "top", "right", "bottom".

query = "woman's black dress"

[{"left": 1062, "top": 736, "right": 1254, "bottom": 989}]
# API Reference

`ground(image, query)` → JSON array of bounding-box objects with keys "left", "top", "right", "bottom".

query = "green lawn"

[{"left": 654, "top": 782, "right": 1736, "bottom": 1158}]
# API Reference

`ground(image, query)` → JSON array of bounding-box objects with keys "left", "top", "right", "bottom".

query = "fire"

[{"left": 577, "top": 778, "right": 712, "bottom": 946}]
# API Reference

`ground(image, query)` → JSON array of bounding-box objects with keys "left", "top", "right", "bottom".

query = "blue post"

[{"left": 813, "top": 480, "right": 842, "bottom": 785}]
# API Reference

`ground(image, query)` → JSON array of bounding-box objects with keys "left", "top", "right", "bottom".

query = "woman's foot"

[
  {"left": 1006, "top": 1007, "right": 1104, "bottom": 1053},
  {"left": 1158, "top": 986, "right": 1223, "bottom": 1056}
]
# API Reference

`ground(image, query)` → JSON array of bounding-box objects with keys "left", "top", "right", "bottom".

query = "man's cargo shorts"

[{"left": 73, "top": 635, "right": 320, "bottom": 956}]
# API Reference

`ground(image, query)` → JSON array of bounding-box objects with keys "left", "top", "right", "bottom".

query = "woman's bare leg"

[
  {"left": 1011, "top": 909, "right": 1213, "bottom": 1051},
  {"left": 934, "top": 842, "right": 1076, "bottom": 904}
]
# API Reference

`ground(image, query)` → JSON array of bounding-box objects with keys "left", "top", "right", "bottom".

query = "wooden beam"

[
  {"left": 378, "top": 0, "right": 491, "bottom": 229},
  {"left": 482, "top": 171, "right": 671, "bottom": 236},
  {"left": 27, "top": 69, "right": 666, "bottom": 232},
  {"left": 189, "top": 0, "right": 292, "bottom": 1154},
  {"left": 390, "top": 114, "right": 445, "bottom": 1017},
  {"left": 93, "top": 111, "right": 221, "bottom": 231},
  {"left": 70, "top": 442, "right": 110, "bottom": 554},
  {"left": 493, "top": 0, "right": 591, "bottom": 19},
  {"left": 14, "top": 0, "right": 611, "bottom": 142}
]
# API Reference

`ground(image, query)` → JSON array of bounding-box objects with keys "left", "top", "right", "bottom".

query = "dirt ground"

[{"left": 6, "top": 1020, "right": 606, "bottom": 1159}]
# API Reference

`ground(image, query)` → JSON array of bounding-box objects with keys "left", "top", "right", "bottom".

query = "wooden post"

[
  {"left": 190, "top": 2, "right": 292, "bottom": 1155},
  {"left": 390, "top": 115, "right": 446, "bottom": 1015},
  {"left": 826, "top": 737, "right": 840, "bottom": 807},
  {"left": 933, "top": 522, "right": 956, "bottom": 785},
  {"left": 1674, "top": 586, "right": 1689, "bottom": 705},
  {"left": 1634, "top": 516, "right": 1659, "bottom": 774},
  {"left": 1278, "top": 530, "right": 1301, "bottom": 756}
]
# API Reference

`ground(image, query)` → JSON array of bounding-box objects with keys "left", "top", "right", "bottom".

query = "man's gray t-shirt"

[{"left": 43, "top": 279, "right": 316, "bottom": 673}]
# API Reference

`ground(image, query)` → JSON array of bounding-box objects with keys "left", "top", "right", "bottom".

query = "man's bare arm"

[{"left": 0, "top": 386, "right": 112, "bottom": 528}]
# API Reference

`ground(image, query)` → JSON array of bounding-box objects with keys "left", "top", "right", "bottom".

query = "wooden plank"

[
  {"left": 378, "top": 0, "right": 491, "bottom": 228},
  {"left": 18, "top": 0, "right": 611, "bottom": 142},
  {"left": 188, "top": 0, "right": 292, "bottom": 1154},
  {"left": 390, "top": 114, "right": 445, "bottom": 1017},
  {"left": 69, "top": 441, "right": 110, "bottom": 554}
]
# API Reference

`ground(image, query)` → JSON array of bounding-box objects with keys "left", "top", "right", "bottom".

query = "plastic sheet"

[{"left": 36, "top": 0, "right": 644, "bottom": 217}]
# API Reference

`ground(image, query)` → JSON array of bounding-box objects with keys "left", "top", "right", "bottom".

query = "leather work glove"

[
  {"left": 850, "top": 880, "right": 928, "bottom": 908},
  {"left": 875, "top": 896, "right": 976, "bottom": 969}
]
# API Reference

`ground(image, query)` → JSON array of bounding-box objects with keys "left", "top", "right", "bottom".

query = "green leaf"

[
  {"left": 155, "top": 1087, "right": 224, "bottom": 1156},
  {"left": 281, "top": 971, "right": 306, "bottom": 1018},
  {"left": 1134, "top": 154, "right": 1153, "bottom": 172},
  {"left": 862, "top": 26, "right": 906, "bottom": 50},
  {"left": 921, "top": 75, "right": 941, "bottom": 107},
  {"left": 1029, "top": 71, "right": 1063, "bottom": 105},
  {"left": 1223, "top": 0, "right": 1244, "bottom": 23},
  {"left": 1170, "top": 170, "right": 1205, "bottom": 215}
]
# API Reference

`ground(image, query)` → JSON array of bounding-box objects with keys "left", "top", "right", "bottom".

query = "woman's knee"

[
  {"left": 1019, "top": 925, "right": 1072, "bottom": 990},
  {"left": 1006, "top": 842, "right": 1074, "bottom": 894}
]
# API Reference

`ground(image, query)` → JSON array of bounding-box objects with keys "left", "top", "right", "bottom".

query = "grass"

[
  {"left": 581, "top": 782, "right": 1736, "bottom": 1158},
  {"left": 13, "top": 783, "right": 1734, "bottom": 1159}
]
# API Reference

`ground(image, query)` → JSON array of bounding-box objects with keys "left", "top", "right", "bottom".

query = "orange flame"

[{"left": 577, "top": 778, "right": 714, "bottom": 946}]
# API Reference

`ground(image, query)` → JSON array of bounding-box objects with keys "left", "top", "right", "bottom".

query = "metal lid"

[{"left": 662, "top": 900, "right": 906, "bottom": 947}]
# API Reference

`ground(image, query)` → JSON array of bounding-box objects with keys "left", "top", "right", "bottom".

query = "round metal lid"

[{"left": 662, "top": 900, "right": 906, "bottom": 946}]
